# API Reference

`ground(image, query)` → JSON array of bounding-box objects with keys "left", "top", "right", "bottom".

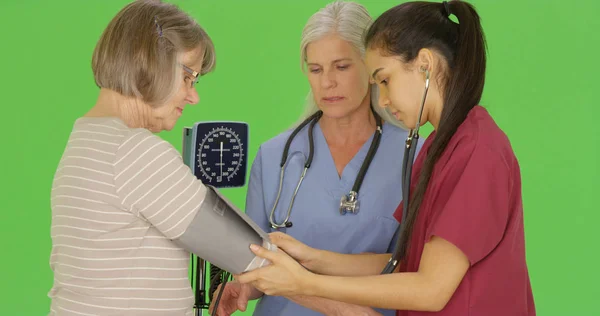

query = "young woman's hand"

[
  {"left": 268, "top": 232, "right": 320, "bottom": 270},
  {"left": 235, "top": 243, "right": 315, "bottom": 297}
]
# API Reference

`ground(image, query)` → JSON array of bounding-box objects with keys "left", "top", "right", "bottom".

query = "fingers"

[
  {"left": 235, "top": 270, "right": 258, "bottom": 284},
  {"left": 268, "top": 232, "right": 304, "bottom": 256},
  {"left": 268, "top": 232, "right": 293, "bottom": 247},
  {"left": 249, "top": 244, "right": 279, "bottom": 262},
  {"left": 268, "top": 231, "right": 290, "bottom": 240},
  {"left": 237, "top": 283, "right": 250, "bottom": 311},
  {"left": 208, "top": 283, "right": 241, "bottom": 316},
  {"left": 239, "top": 282, "right": 250, "bottom": 300}
]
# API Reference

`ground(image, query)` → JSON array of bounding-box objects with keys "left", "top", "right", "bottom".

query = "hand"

[
  {"left": 269, "top": 232, "right": 318, "bottom": 269},
  {"left": 235, "top": 243, "right": 314, "bottom": 297},
  {"left": 208, "top": 281, "right": 252, "bottom": 316}
]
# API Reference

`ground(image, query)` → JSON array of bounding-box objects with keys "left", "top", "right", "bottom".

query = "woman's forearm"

[
  {"left": 308, "top": 250, "right": 392, "bottom": 276},
  {"left": 302, "top": 272, "right": 443, "bottom": 312}
]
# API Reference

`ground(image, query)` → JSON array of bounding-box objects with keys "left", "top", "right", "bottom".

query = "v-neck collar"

[{"left": 313, "top": 122, "right": 381, "bottom": 194}]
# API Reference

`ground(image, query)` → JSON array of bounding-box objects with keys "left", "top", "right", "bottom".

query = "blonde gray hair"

[
  {"left": 298, "top": 0, "right": 404, "bottom": 128},
  {"left": 92, "top": 0, "right": 216, "bottom": 107}
]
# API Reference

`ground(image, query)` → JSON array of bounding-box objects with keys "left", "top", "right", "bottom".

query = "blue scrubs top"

[{"left": 245, "top": 121, "right": 421, "bottom": 316}]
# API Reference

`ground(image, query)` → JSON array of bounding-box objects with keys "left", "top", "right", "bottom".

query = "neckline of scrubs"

[{"left": 313, "top": 121, "right": 385, "bottom": 192}]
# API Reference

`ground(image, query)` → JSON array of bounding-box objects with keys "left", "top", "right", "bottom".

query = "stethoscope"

[
  {"left": 381, "top": 67, "right": 430, "bottom": 274},
  {"left": 268, "top": 106, "right": 383, "bottom": 229}
]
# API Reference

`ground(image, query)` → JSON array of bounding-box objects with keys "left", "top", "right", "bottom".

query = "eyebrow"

[
  {"left": 306, "top": 58, "right": 353, "bottom": 66},
  {"left": 371, "top": 67, "right": 384, "bottom": 80}
]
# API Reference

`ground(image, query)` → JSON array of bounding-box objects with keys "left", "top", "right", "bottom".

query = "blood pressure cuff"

[{"left": 173, "top": 185, "right": 276, "bottom": 275}]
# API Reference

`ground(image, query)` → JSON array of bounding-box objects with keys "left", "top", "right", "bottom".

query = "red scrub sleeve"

[{"left": 426, "top": 141, "right": 511, "bottom": 266}]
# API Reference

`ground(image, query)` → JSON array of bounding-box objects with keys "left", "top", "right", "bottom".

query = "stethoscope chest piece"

[{"left": 339, "top": 191, "right": 360, "bottom": 215}]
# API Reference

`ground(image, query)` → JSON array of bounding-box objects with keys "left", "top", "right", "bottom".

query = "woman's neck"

[
  {"left": 424, "top": 84, "right": 445, "bottom": 131},
  {"left": 86, "top": 89, "right": 149, "bottom": 129},
  {"left": 319, "top": 103, "right": 377, "bottom": 148}
]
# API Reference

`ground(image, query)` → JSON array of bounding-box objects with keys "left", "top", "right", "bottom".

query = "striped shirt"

[{"left": 49, "top": 117, "right": 207, "bottom": 316}]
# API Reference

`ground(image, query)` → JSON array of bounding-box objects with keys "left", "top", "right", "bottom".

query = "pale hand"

[
  {"left": 235, "top": 243, "right": 313, "bottom": 297},
  {"left": 268, "top": 232, "right": 318, "bottom": 269},
  {"left": 208, "top": 281, "right": 251, "bottom": 316}
]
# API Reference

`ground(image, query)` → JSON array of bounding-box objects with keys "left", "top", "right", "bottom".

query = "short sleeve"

[
  {"left": 114, "top": 129, "right": 207, "bottom": 240},
  {"left": 244, "top": 146, "right": 271, "bottom": 232},
  {"left": 427, "top": 142, "right": 511, "bottom": 266}
]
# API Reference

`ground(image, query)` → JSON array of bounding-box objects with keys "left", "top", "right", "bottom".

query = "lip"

[
  {"left": 176, "top": 107, "right": 184, "bottom": 114},
  {"left": 322, "top": 96, "right": 345, "bottom": 103}
]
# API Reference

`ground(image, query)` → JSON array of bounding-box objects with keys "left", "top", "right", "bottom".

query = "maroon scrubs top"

[{"left": 393, "top": 106, "right": 535, "bottom": 316}]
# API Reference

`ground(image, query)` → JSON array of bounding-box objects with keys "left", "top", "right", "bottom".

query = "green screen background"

[{"left": 0, "top": 0, "right": 598, "bottom": 315}]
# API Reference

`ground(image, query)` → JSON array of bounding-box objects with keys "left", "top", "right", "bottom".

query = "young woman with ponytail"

[{"left": 235, "top": 1, "right": 535, "bottom": 315}]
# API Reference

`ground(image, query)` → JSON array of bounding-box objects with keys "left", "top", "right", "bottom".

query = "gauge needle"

[{"left": 220, "top": 141, "right": 223, "bottom": 176}]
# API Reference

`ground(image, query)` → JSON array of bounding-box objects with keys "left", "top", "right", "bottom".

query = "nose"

[
  {"left": 186, "top": 87, "right": 200, "bottom": 105},
  {"left": 377, "top": 88, "right": 390, "bottom": 108},
  {"left": 320, "top": 69, "right": 337, "bottom": 89}
]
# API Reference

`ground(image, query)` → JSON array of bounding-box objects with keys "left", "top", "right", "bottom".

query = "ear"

[{"left": 415, "top": 48, "right": 436, "bottom": 77}]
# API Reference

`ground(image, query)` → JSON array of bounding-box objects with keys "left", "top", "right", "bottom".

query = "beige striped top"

[{"left": 49, "top": 117, "right": 207, "bottom": 316}]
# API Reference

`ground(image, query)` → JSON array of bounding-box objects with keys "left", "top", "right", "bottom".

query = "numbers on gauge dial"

[{"left": 197, "top": 126, "right": 243, "bottom": 183}]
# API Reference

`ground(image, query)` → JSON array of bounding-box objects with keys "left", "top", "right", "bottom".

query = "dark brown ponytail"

[{"left": 365, "top": 0, "right": 487, "bottom": 260}]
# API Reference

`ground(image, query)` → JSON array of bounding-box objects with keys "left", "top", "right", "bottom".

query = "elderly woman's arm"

[
  {"left": 113, "top": 129, "right": 255, "bottom": 275},
  {"left": 114, "top": 130, "right": 208, "bottom": 240}
]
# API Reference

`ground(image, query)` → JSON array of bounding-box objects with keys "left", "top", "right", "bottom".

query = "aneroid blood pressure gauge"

[{"left": 183, "top": 121, "right": 249, "bottom": 187}]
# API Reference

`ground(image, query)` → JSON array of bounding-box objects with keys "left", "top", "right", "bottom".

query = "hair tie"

[
  {"left": 154, "top": 16, "right": 163, "bottom": 37},
  {"left": 442, "top": 1, "right": 451, "bottom": 17}
]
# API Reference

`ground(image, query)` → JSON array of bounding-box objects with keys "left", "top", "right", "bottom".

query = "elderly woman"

[
  {"left": 210, "top": 1, "right": 420, "bottom": 316},
  {"left": 48, "top": 1, "right": 224, "bottom": 315}
]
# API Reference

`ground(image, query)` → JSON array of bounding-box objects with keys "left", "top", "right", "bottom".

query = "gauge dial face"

[{"left": 196, "top": 126, "right": 245, "bottom": 185}]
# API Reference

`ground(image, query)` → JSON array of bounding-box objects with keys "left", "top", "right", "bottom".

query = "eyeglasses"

[{"left": 182, "top": 64, "right": 200, "bottom": 88}]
